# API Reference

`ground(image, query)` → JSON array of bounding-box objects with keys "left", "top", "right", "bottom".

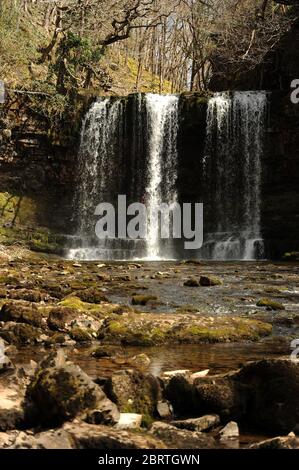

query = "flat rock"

[
  {"left": 150, "top": 421, "right": 216, "bottom": 449},
  {"left": 171, "top": 415, "right": 220, "bottom": 432},
  {"left": 250, "top": 435, "right": 299, "bottom": 449},
  {"left": 115, "top": 413, "right": 142, "bottom": 430}
]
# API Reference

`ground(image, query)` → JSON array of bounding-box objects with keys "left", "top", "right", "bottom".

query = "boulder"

[
  {"left": 74, "top": 288, "right": 108, "bottom": 304},
  {"left": 104, "top": 370, "right": 161, "bottom": 422},
  {"left": 256, "top": 298, "right": 285, "bottom": 311},
  {"left": 165, "top": 374, "right": 197, "bottom": 416},
  {"left": 199, "top": 276, "right": 222, "bottom": 287},
  {"left": 24, "top": 350, "right": 119, "bottom": 427},
  {"left": 0, "top": 322, "right": 44, "bottom": 345},
  {"left": 9, "top": 429, "right": 74, "bottom": 449},
  {"left": 235, "top": 359, "right": 299, "bottom": 434},
  {"left": 116, "top": 413, "right": 142, "bottom": 430},
  {"left": 184, "top": 278, "right": 200, "bottom": 287},
  {"left": 0, "top": 368, "right": 28, "bottom": 431},
  {"left": 0, "top": 301, "right": 43, "bottom": 328},
  {"left": 150, "top": 422, "right": 216, "bottom": 449},
  {"left": 132, "top": 295, "right": 158, "bottom": 306}
]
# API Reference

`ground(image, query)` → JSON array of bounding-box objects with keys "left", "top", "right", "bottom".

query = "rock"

[
  {"left": 116, "top": 413, "right": 142, "bottom": 430},
  {"left": 0, "top": 301, "right": 43, "bottom": 328},
  {"left": 219, "top": 421, "right": 239, "bottom": 440},
  {"left": 171, "top": 415, "right": 220, "bottom": 432},
  {"left": 70, "top": 327, "right": 93, "bottom": 342},
  {"left": 0, "top": 369, "right": 27, "bottom": 431},
  {"left": 74, "top": 288, "right": 108, "bottom": 304},
  {"left": 184, "top": 278, "right": 200, "bottom": 287},
  {"left": 0, "top": 322, "right": 44, "bottom": 345},
  {"left": 256, "top": 298, "right": 285, "bottom": 311},
  {"left": 163, "top": 370, "right": 191, "bottom": 379},
  {"left": 8, "top": 289, "right": 48, "bottom": 303},
  {"left": 250, "top": 436, "right": 299, "bottom": 449},
  {"left": 104, "top": 370, "right": 161, "bottom": 421},
  {"left": 92, "top": 346, "right": 114, "bottom": 358},
  {"left": 150, "top": 422, "right": 216, "bottom": 449},
  {"left": 9, "top": 429, "right": 74, "bottom": 449},
  {"left": 24, "top": 350, "right": 119, "bottom": 427},
  {"left": 191, "top": 370, "right": 210, "bottom": 380},
  {"left": 165, "top": 374, "right": 197, "bottom": 416},
  {"left": 63, "top": 422, "right": 165, "bottom": 449},
  {"left": 132, "top": 295, "right": 158, "bottom": 306},
  {"left": 46, "top": 307, "right": 78, "bottom": 331},
  {"left": 235, "top": 359, "right": 299, "bottom": 434},
  {"left": 129, "top": 353, "right": 151, "bottom": 369},
  {"left": 47, "top": 306, "right": 101, "bottom": 336},
  {"left": 157, "top": 401, "right": 173, "bottom": 419},
  {"left": 0, "top": 431, "right": 18, "bottom": 448},
  {"left": 199, "top": 275, "right": 222, "bottom": 287}
]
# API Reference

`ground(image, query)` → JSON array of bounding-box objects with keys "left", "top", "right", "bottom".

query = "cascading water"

[
  {"left": 203, "top": 91, "right": 268, "bottom": 260},
  {"left": 144, "top": 94, "right": 179, "bottom": 259}
]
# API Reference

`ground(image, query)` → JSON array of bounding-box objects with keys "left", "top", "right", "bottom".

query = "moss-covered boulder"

[
  {"left": 104, "top": 370, "right": 162, "bottom": 426},
  {"left": 256, "top": 298, "right": 285, "bottom": 311},
  {"left": 0, "top": 322, "right": 43, "bottom": 345},
  {"left": 24, "top": 351, "right": 119, "bottom": 427},
  {"left": 132, "top": 295, "right": 158, "bottom": 306},
  {"left": 74, "top": 288, "right": 109, "bottom": 304},
  {"left": 199, "top": 275, "right": 223, "bottom": 287},
  {"left": 8, "top": 289, "right": 48, "bottom": 303},
  {"left": 184, "top": 278, "right": 200, "bottom": 287},
  {"left": 0, "top": 301, "right": 43, "bottom": 327}
]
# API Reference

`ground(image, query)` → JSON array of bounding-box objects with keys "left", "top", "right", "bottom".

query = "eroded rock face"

[{"left": 24, "top": 350, "right": 119, "bottom": 427}]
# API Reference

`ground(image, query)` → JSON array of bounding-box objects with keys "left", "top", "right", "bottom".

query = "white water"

[
  {"left": 204, "top": 91, "right": 267, "bottom": 261},
  {"left": 144, "top": 94, "right": 179, "bottom": 260}
]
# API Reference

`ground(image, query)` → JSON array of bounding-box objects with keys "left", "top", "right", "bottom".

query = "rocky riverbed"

[{"left": 0, "top": 248, "right": 299, "bottom": 449}]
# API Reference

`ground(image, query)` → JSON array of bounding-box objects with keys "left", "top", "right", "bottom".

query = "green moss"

[
  {"left": 70, "top": 327, "right": 93, "bottom": 342},
  {"left": 132, "top": 295, "right": 158, "bottom": 306},
  {"left": 257, "top": 298, "right": 285, "bottom": 311},
  {"left": 283, "top": 252, "right": 299, "bottom": 261}
]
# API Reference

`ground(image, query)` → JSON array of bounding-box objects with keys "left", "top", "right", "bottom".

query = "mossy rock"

[
  {"left": 184, "top": 278, "right": 200, "bottom": 287},
  {"left": 0, "top": 301, "right": 43, "bottom": 327},
  {"left": 70, "top": 327, "right": 93, "bottom": 342},
  {"left": 200, "top": 275, "right": 223, "bottom": 287},
  {"left": 8, "top": 288, "right": 47, "bottom": 303},
  {"left": 257, "top": 298, "right": 285, "bottom": 311},
  {"left": 75, "top": 287, "right": 109, "bottom": 304},
  {"left": 45, "top": 333, "right": 67, "bottom": 346},
  {"left": 283, "top": 252, "right": 299, "bottom": 261},
  {"left": 132, "top": 295, "right": 158, "bottom": 306},
  {"left": 0, "top": 323, "right": 43, "bottom": 345},
  {"left": 47, "top": 306, "right": 77, "bottom": 332}
]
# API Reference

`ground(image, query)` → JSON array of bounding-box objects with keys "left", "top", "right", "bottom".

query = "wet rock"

[
  {"left": 104, "top": 370, "right": 161, "bottom": 421},
  {"left": 63, "top": 422, "right": 165, "bottom": 449},
  {"left": 256, "top": 298, "right": 285, "bottom": 311},
  {"left": 0, "top": 301, "right": 43, "bottom": 328},
  {"left": 116, "top": 413, "right": 142, "bottom": 430},
  {"left": 199, "top": 275, "right": 222, "bottom": 287},
  {"left": 165, "top": 374, "right": 197, "bottom": 416},
  {"left": 150, "top": 422, "right": 216, "bottom": 449},
  {"left": 0, "top": 369, "right": 28, "bottom": 431},
  {"left": 24, "top": 350, "right": 119, "bottom": 427},
  {"left": 250, "top": 435, "right": 299, "bottom": 449},
  {"left": 69, "top": 328, "right": 93, "bottom": 342},
  {"left": 47, "top": 306, "right": 102, "bottom": 337},
  {"left": 132, "top": 295, "right": 158, "bottom": 306},
  {"left": 184, "top": 278, "right": 199, "bottom": 287},
  {"left": 219, "top": 421, "right": 239, "bottom": 440},
  {"left": 92, "top": 346, "right": 114, "bottom": 358},
  {"left": 129, "top": 353, "right": 151, "bottom": 369},
  {"left": 171, "top": 414, "right": 220, "bottom": 432}
]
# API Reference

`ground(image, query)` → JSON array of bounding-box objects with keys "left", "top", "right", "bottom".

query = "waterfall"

[
  {"left": 144, "top": 94, "right": 179, "bottom": 259},
  {"left": 203, "top": 91, "right": 267, "bottom": 260}
]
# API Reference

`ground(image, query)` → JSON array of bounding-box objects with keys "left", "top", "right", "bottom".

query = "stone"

[
  {"left": 74, "top": 288, "right": 108, "bottom": 304},
  {"left": 104, "top": 370, "right": 161, "bottom": 420},
  {"left": 163, "top": 370, "right": 190, "bottom": 379},
  {"left": 0, "top": 301, "right": 43, "bottom": 328},
  {"left": 9, "top": 429, "right": 74, "bottom": 449},
  {"left": 171, "top": 415, "right": 220, "bottom": 432},
  {"left": 116, "top": 413, "right": 142, "bottom": 430},
  {"left": 199, "top": 275, "right": 222, "bottom": 287},
  {"left": 150, "top": 422, "right": 216, "bottom": 449},
  {"left": 219, "top": 421, "right": 239, "bottom": 440},
  {"left": 184, "top": 278, "right": 199, "bottom": 287},
  {"left": 256, "top": 298, "right": 285, "bottom": 311},
  {"left": 165, "top": 374, "right": 197, "bottom": 416},
  {"left": 250, "top": 436, "right": 299, "bottom": 449},
  {"left": 24, "top": 350, "right": 119, "bottom": 427},
  {"left": 0, "top": 369, "right": 27, "bottom": 431},
  {"left": 129, "top": 353, "right": 151, "bottom": 369},
  {"left": 157, "top": 401, "right": 173, "bottom": 419},
  {"left": 63, "top": 422, "right": 165, "bottom": 449},
  {"left": 191, "top": 370, "right": 210, "bottom": 380},
  {"left": 132, "top": 295, "right": 158, "bottom": 306}
]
